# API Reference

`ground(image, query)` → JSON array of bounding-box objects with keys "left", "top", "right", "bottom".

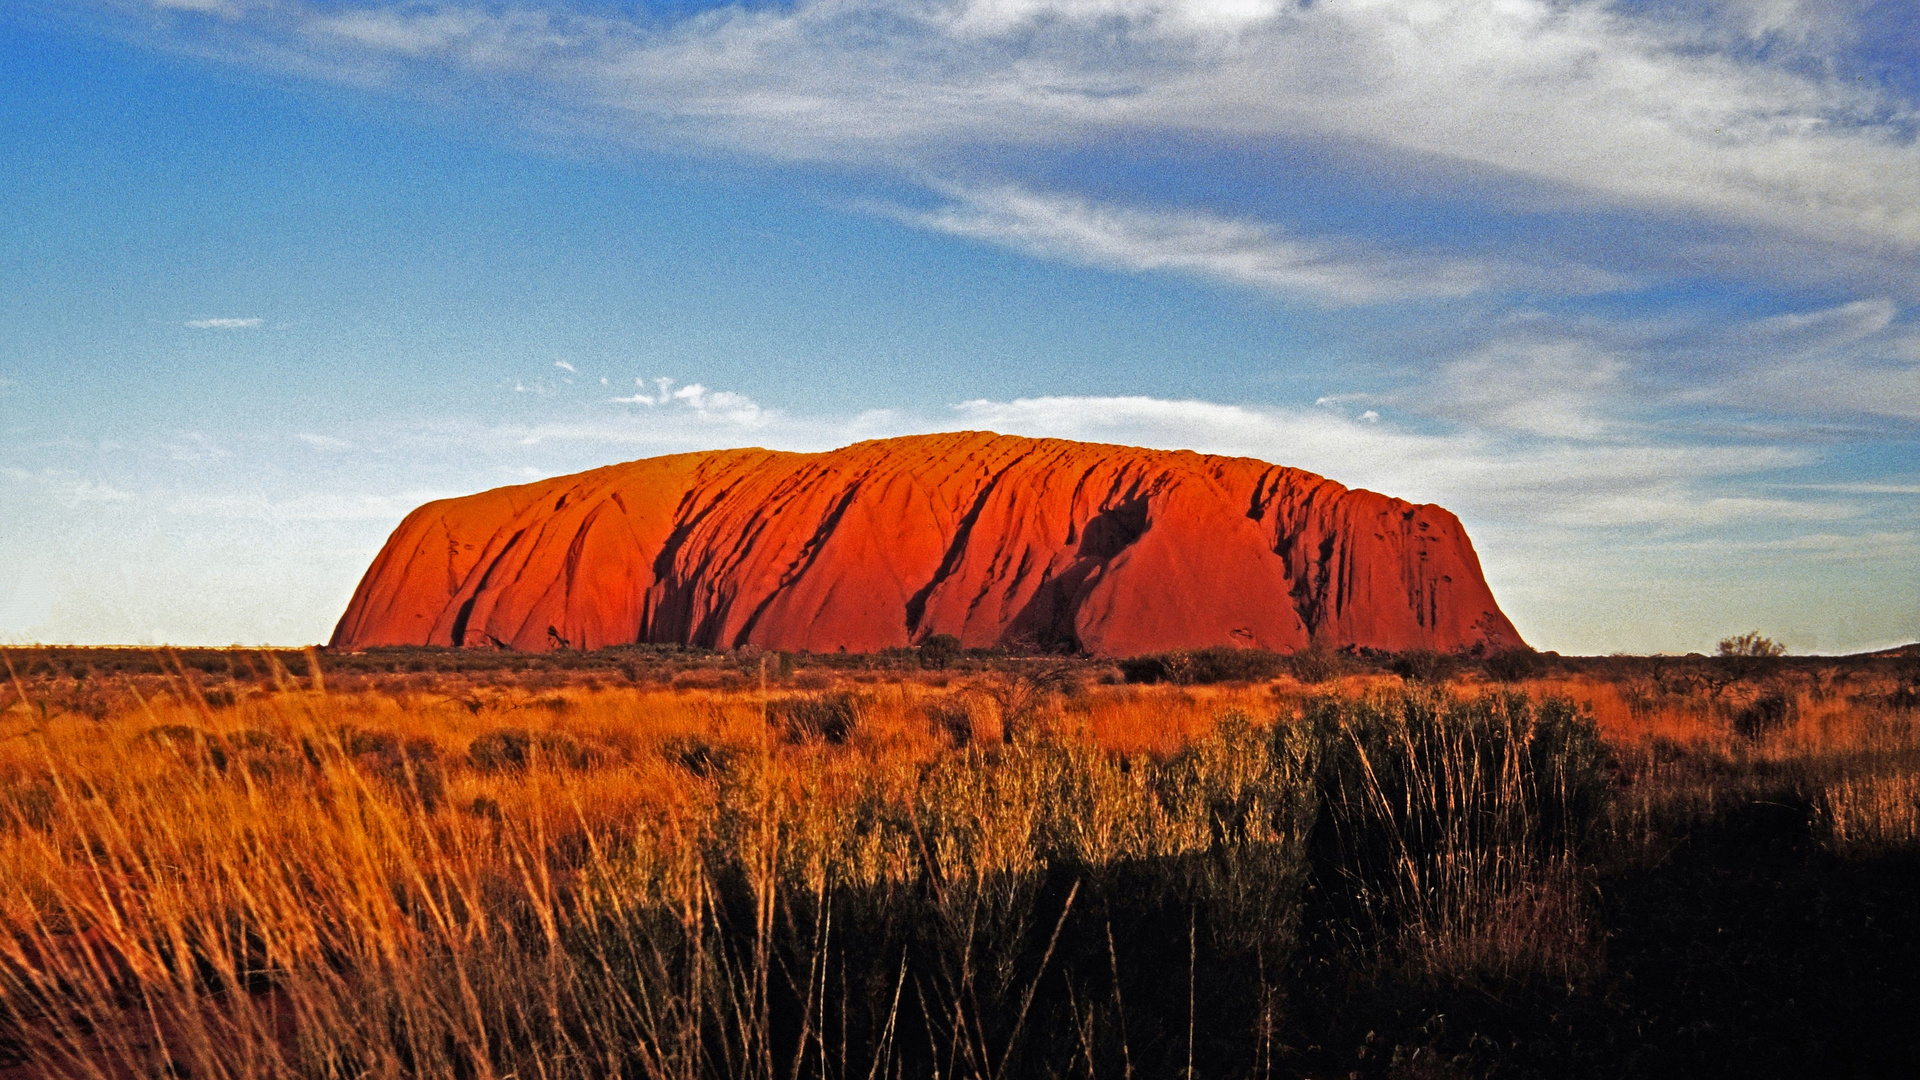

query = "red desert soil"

[{"left": 331, "top": 432, "right": 1523, "bottom": 657}]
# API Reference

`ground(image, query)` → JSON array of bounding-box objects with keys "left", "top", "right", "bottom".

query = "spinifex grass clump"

[{"left": 1310, "top": 689, "right": 1608, "bottom": 988}]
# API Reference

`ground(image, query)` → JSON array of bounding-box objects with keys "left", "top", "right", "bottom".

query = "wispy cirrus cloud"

[
  {"left": 148, "top": 0, "right": 247, "bottom": 14},
  {"left": 185, "top": 316, "right": 263, "bottom": 329},
  {"left": 894, "top": 185, "right": 1630, "bottom": 305},
  {"left": 113, "top": 0, "right": 1920, "bottom": 248},
  {"left": 940, "top": 392, "right": 1823, "bottom": 530},
  {"left": 1418, "top": 339, "right": 1630, "bottom": 439},
  {"left": 1644, "top": 297, "right": 1920, "bottom": 422}
]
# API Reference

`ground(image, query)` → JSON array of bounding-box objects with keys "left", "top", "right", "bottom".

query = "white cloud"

[
  {"left": 295, "top": 432, "right": 352, "bottom": 450},
  {"left": 610, "top": 376, "right": 664, "bottom": 405},
  {"left": 1565, "top": 493, "right": 1854, "bottom": 528},
  {"left": 670, "top": 383, "right": 763, "bottom": 421},
  {"left": 1784, "top": 483, "right": 1920, "bottom": 496},
  {"left": 940, "top": 0, "right": 1286, "bottom": 37},
  {"left": 1694, "top": 299, "right": 1920, "bottom": 421},
  {"left": 143, "top": 0, "right": 1918, "bottom": 250},
  {"left": 1669, "top": 529, "right": 1919, "bottom": 559},
  {"left": 1425, "top": 339, "right": 1629, "bottom": 438},
  {"left": 603, "top": 377, "right": 765, "bottom": 423},
  {"left": 1740, "top": 299, "right": 1898, "bottom": 353},
  {"left": 69, "top": 481, "right": 135, "bottom": 503},
  {"left": 164, "top": 432, "right": 225, "bottom": 462},
  {"left": 149, "top": 0, "right": 248, "bottom": 15},
  {"left": 185, "top": 316, "right": 263, "bottom": 329},
  {"left": 896, "top": 184, "right": 1573, "bottom": 304},
  {"left": 940, "top": 392, "right": 1820, "bottom": 530},
  {"left": 554, "top": 360, "right": 576, "bottom": 372}
]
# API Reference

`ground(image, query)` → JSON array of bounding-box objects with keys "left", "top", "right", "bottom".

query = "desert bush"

[
  {"left": 670, "top": 667, "right": 748, "bottom": 692},
  {"left": 1732, "top": 689, "right": 1796, "bottom": 740},
  {"left": 1288, "top": 644, "right": 1349, "bottom": 684},
  {"left": 1388, "top": 649, "right": 1457, "bottom": 685},
  {"left": 343, "top": 727, "right": 446, "bottom": 809},
  {"left": 925, "top": 698, "right": 976, "bottom": 746},
  {"left": 1118, "top": 646, "right": 1288, "bottom": 685},
  {"left": 468, "top": 726, "right": 605, "bottom": 771},
  {"left": 918, "top": 633, "right": 963, "bottom": 670},
  {"left": 1156, "top": 712, "right": 1320, "bottom": 962},
  {"left": 769, "top": 692, "right": 863, "bottom": 744},
  {"left": 974, "top": 664, "right": 1080, "bottom": 742},
  {"left": 1, "top": 781, "right": 55, "bottom": 834},
  {"left": 1483, "top": 647, "right": 1546, "bottom": 683},
  {"left": 1716, "top": 630, "right": 1786, "bottom": 681},
  {"left": 662, "top": 733, "right": 737, "bottom": 777},
  {"left": 1883, "top": 663, "right": 1920, "bottom": 710},
  {"left": 138, "top": 723, "right": 229, "bottom": 770},
  {"left": 532, "top": 705, "right": 1329, "bottom": 1080}
]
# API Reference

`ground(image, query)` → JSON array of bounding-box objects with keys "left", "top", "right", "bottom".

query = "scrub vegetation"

[{"left": 0, "top": 642, "right": 1916, "bottom": 1078}]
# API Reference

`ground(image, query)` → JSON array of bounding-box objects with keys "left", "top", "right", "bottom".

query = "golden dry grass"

[
  {"left": 0, "top": 648, "right": 1914, "bottom": 1078},
  {"left": 1816, "top": 772, "right": 1920, "bottom": 854},
  {"left": 0, "top": 663, "right": 1327, "bottom": 1078}
]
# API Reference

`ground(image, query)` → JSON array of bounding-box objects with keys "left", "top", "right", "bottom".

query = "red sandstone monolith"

[{"left": 331, "top": 432, "right": 1523, "bottom": 657}]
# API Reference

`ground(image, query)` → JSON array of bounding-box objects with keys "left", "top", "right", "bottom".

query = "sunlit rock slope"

[{"left": 332, "top": 432, "right": 1523, "bottom": 657}]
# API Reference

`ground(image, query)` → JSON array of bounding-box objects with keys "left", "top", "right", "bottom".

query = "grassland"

[{"left": 1, "top": 645, "right": 1917, "bottom": 1079}]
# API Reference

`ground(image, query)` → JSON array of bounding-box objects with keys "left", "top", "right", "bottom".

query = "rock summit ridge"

[{"left": 331, "top": 432, "right": 1524, "bottom": 657}]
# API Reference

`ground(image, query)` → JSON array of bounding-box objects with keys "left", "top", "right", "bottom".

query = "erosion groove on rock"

[{"left": 332, "top": 432, "right": 1524, "bottom": 656}]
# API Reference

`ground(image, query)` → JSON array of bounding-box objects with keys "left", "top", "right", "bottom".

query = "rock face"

[{"left": 332, "top": 432, "right": 1524, "bottom": 657}]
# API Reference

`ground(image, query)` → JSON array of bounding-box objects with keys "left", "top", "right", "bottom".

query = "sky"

[{"left": 1, "top": 0, "right": 1916, "bottom": 655}]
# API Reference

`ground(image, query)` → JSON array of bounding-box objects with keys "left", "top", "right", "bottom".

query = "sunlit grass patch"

[{"left": 1817, "top": 772, "right": 1920, "bottom": 855}]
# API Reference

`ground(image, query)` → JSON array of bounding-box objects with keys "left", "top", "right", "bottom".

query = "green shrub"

[
  {"left": 468, "top": 728, "right": 604, "bottom": 772},
  {"left": 1716, "top": 631, "right": 1786, "bottom": 681},
  {"left": 1288, "top": 644, "right": 1349, "bottom": 684},
  {"left": 344, "top": 728, "right": 445, "bottom": 810},
  {"left": 770, "top": 692, "right": 863, "bottom": 744},
  {"left": 1483, "top": 647, "right": 1545, "bottom": 683},
  {"left": 1388, "top": 649, "right": 1456, "bottom": 684},
  {"left": 918, "top": 633, "right": 963, "bottom": 670},
  {"left": 137, "top": 725, "right": 229, "bottom": 771},
  {"left": 1118, "top": 646, "right": 1288, "bottom": 685},
  {"left": 661, "top": 734, "right": 735, "bottom": 777}
]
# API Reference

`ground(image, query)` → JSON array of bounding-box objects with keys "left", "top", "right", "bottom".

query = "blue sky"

[{"left": 2, "top": 0, "right": 1916, "bottom": 654}]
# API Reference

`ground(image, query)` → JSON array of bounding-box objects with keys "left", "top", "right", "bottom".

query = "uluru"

[{"left": 331, "top": 432, "right": 1523, "bottom": 657}]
